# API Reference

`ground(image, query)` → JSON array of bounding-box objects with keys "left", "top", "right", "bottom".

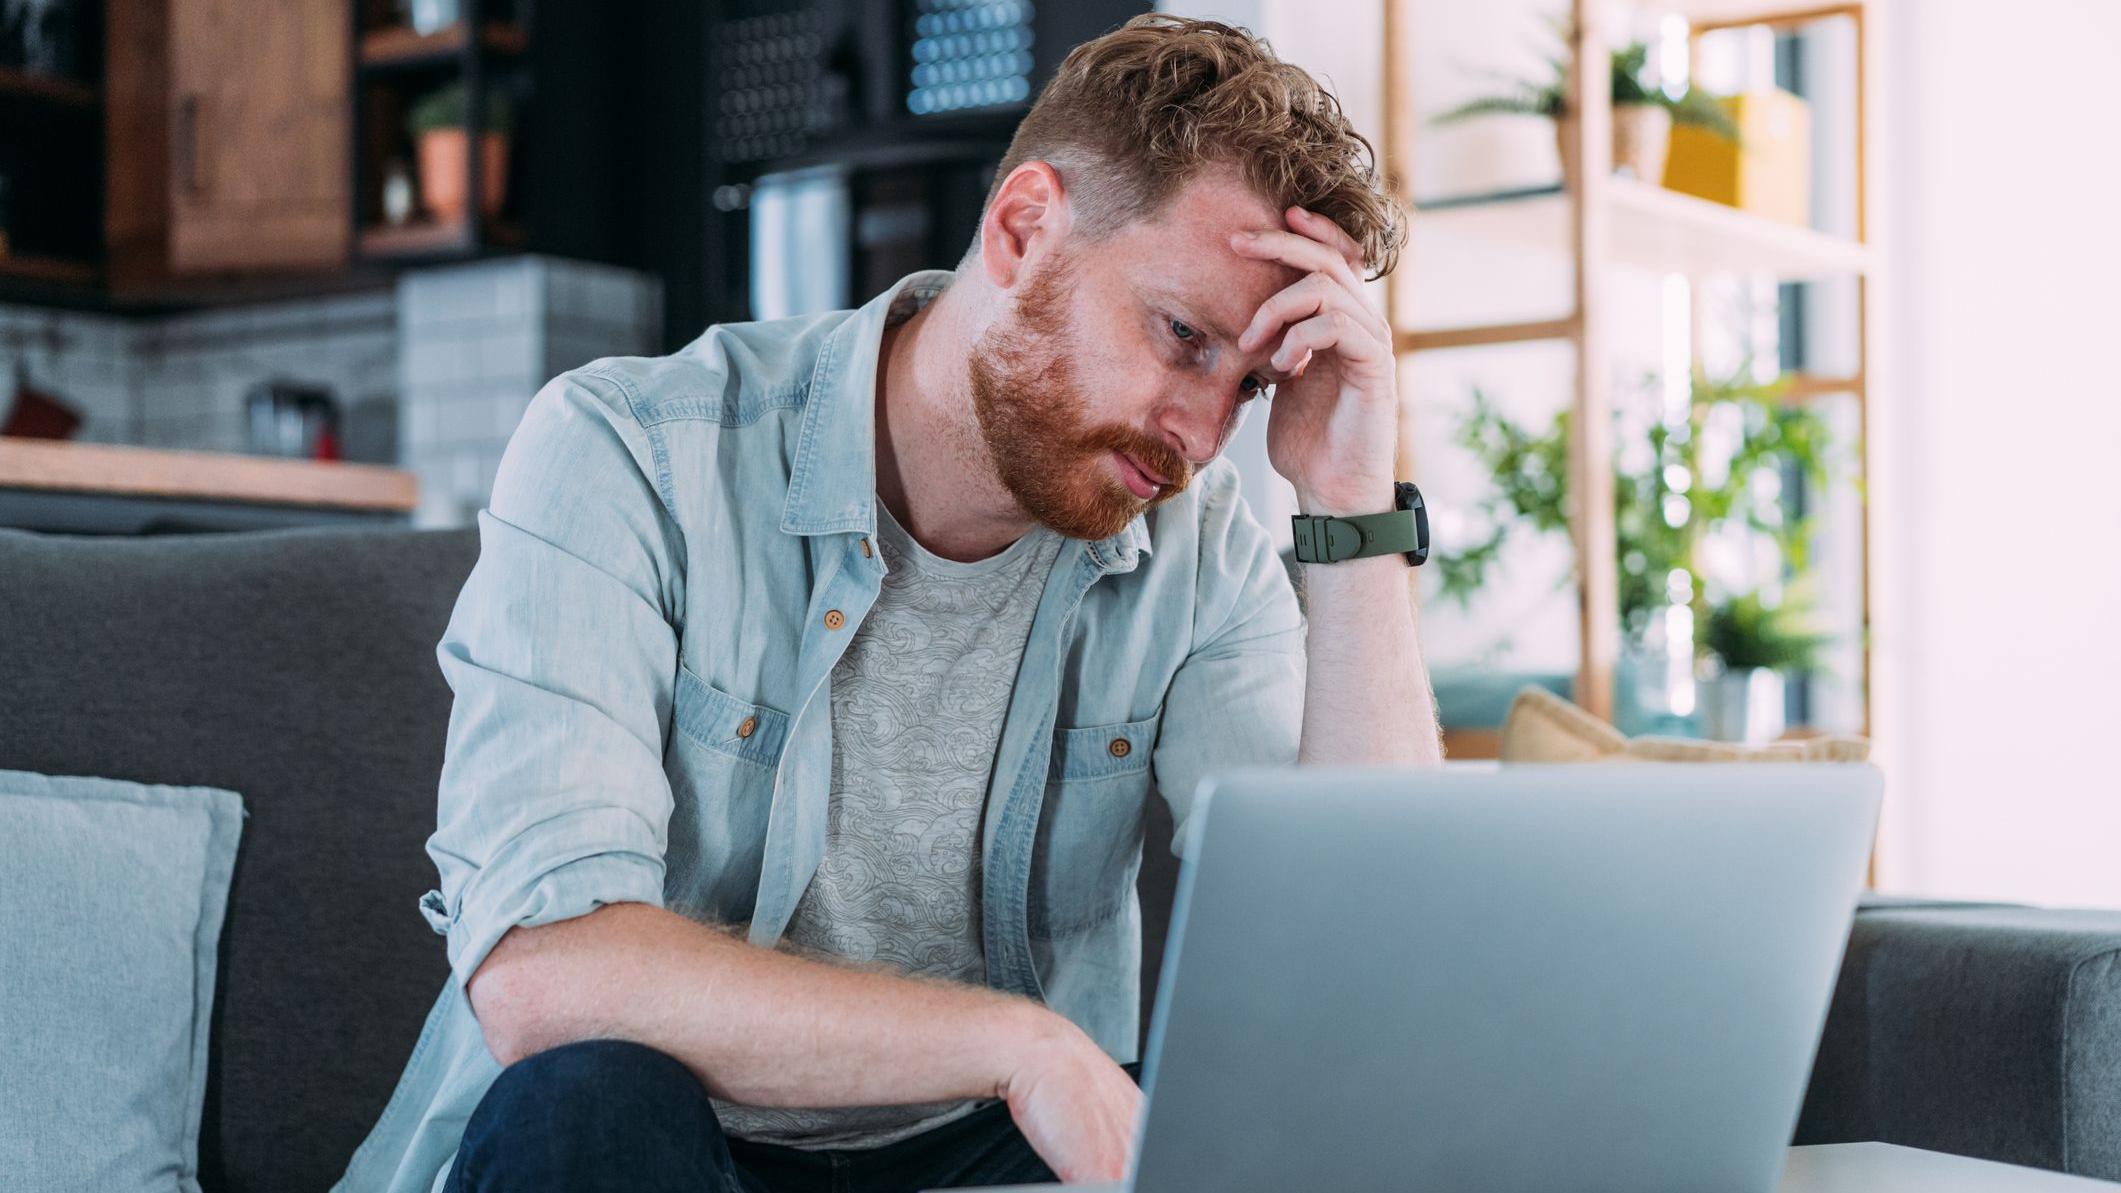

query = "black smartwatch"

[{"left": 1290, "top": 481, "right": 1429, "bottom": 567}]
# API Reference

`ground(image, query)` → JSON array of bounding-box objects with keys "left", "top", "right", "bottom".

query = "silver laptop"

[{"left": 948, "top": 761, "right": 1881, "bottom": 1193}]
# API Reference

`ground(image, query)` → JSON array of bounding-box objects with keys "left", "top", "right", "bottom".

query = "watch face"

[{"left": 1395, "top": 481, "right": 1430, "bottom": 565}]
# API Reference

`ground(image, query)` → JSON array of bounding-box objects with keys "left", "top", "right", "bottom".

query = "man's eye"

[
  {"left": 1239, "top": 375, "right": 1266, "bottom": 398},
  {"left": 1170, "top": 319, "right": 1197, "bottom": 343}
]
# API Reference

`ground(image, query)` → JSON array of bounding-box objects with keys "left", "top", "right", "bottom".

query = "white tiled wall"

[
  {"left": 0, "top": 306, "right": 142, "bottom": 445},
  {"left": 0, "top": 290, "right": 400, "bottom": 456},
  {"left": 136, "top": 291, "right": 399, "bottom": 455},
  {"left": 398, "top": 256, "right": 662, "bottom": 527},
  {"left": 0, "top": 253, "right": 663, "bottom": 530}
]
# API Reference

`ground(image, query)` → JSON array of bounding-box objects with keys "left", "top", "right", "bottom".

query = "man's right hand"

[
  {"left": 470, "top": 903, "right": 1146, "bottom": 1178},
  {"left": 999, "top": 1012, "right": 1145, "bottom": 1184}
]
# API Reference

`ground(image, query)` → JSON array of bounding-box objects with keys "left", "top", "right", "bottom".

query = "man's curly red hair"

[{"left": 979, "top": 13, "right": 1406, "bottom": 279}]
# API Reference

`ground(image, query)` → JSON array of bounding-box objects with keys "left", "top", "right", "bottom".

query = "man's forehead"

[{"left": 1120, "top": 173, "right": 1301, "bottom": 329}]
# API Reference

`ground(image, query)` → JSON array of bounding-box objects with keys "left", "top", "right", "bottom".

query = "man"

[{"left": 336, "top": 14, "right": 1439, "bottom": 1193}]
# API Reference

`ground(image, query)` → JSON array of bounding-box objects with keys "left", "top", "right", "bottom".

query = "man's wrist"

[
  {"left": 987, "top": 994, "right": 1076, "bottom": 1101},
  {"left": 1292, "top": 485, "right": 1393, "bottom": 519}
]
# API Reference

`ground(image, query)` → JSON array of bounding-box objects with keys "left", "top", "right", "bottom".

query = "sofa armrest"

[{"left": 1798, "top": 899, "right": 2121, "bottom": 1181}]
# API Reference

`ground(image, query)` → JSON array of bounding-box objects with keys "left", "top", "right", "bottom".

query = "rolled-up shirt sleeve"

[
  {"left": 417, "top": 368, "right": 687, "bottom": 991},
  {"left": 1150, "top": 465, "right": 1307, "bottom": 860}
]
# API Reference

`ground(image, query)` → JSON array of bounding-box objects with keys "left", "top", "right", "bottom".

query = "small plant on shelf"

[
  {"left": 1701, "top": 588, "right": 1830, "bottom": 675},
  {"left": 1435, "top": 31, "right": 1738, "bottom": 183},
  {"left": 407, "top": 81, "right": 516, "bottom": 224}
]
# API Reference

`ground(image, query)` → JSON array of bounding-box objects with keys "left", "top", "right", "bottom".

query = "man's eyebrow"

[
  {"left": 1145, "top": 286, "right": 1246, "bottom": 347},
  {"left": 1143, "top": 285, "right": 1295, "bottom": 383}
]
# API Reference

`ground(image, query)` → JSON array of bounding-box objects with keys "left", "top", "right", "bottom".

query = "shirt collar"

[{"left": 780, "top": 269, "right": 1152, "bottom": 573}]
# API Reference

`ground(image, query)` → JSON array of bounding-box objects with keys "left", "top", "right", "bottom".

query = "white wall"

[
  {"left": 1173, "top": 0, "right": 2121, "bottom": 906},
  {"left": 1870, "top": 0, "right": 2121, "bottom": 905}
]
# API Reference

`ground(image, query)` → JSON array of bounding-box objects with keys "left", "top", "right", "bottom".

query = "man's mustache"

[{"left": 1080, "top": 424, "right": 1191, "bottom": 495}]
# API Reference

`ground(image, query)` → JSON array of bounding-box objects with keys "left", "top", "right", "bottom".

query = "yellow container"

[{"left": 1662, "top": 88, "right": 1812, "bottom": 227}]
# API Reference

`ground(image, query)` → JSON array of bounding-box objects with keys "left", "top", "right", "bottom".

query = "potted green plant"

[
  {"left": 408, "top": 80, "right": 514, "bottom": 224},
  {"left": 1435, "top": 36, "right": 1738, "bottom": 184},
  {"left": 1698, "top": 588, "right": 1830, "bottom": 742},
  {"left": 1434, "top": 367, "right": 1842, "bottom": 739}
]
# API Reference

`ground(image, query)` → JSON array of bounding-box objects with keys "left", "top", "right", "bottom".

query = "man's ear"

[{"left": 978, "top": 161, "right": 1072, "bottom": 290}]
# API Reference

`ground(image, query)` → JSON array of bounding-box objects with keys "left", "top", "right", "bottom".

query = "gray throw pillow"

[{"left": 0, "top": 769, "right": 245, "bottom": 1193}]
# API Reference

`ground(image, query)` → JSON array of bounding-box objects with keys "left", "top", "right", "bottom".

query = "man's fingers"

[
  {"left": 1230, "top": 227, "right": 1367, "bottom": 300},
  {"left": 1238, "top": 273, "right": 1335, "bottom": 354},
  {"left": 1240, "top": 270, "right": 1389, "bottom": 362},
  {"left": 1272, "top": 309, "right": 1385, "bottom": 372},
  {"left": 1289, "top": 205, "right": 1366, "bottom": 271}
]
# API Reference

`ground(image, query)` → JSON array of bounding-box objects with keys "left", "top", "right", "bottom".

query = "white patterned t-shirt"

[{"left": 712, "top": 493, "right": 1065, "bottom": 1149}]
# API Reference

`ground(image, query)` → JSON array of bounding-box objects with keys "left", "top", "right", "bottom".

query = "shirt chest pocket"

[
  {"left": 672, "top": 664, "right": 791, "bottom": 770},
  {"left": 1028, "top": 707, "right": 1164, "bottom": 937},
  {"left": 665, "top": 663, "right": 791, "bottom": 918}
]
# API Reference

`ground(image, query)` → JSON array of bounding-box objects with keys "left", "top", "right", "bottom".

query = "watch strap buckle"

[{"left": 1290, "top": 515, "right": 1369, "bottom": 564}]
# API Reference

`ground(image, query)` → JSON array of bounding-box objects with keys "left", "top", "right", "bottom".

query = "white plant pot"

[
  {"left": 1555, "top": 103, "right": 1674, "bottom": 185},
  {"left": 1699, "top": 667, "right": 1786, "bottom": 743}
]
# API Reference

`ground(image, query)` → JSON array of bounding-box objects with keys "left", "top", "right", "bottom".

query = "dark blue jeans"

[{"left": 445, "top": 1038, "right": 1143, "bottom": 1192}]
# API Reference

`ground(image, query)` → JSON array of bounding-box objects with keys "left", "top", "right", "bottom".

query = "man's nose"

[{"left": 1153, "top": 386, "right": 1239, "bottom": 469}]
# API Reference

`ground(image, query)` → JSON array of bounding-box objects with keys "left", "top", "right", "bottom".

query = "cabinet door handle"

[{"left": 177, "top": 94, "right": 207, "bottom": 197}]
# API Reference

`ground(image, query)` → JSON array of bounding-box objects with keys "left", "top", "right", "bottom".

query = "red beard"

[{"left": 968, "top": 254, "right": 1192, "bottom": 541}]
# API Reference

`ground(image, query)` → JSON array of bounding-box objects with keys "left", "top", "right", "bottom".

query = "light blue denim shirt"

[{"left": 334, "top": 269, "right": 1305, "bottom": 1193}]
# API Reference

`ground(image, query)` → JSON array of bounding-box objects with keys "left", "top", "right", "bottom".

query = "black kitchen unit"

[{"left": 642, "top": 0, "right": 1153, "bottom": 341}]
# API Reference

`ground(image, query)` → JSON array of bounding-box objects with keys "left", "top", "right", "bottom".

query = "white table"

[
  {"left": 1785, "top": 1144, "right": 2121, "bottom": 1190},
  {"left": 958, "top": 1144, "right": 2121, "bottom": 1191}
]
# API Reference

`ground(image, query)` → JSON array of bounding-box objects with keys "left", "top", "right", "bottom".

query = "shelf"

[
  {"left": 0, "top": 253, "right": 98, "bottom": 286},
  {"left": 358, "top": 217, "right": 524, "bottom": 261},
  {"left": 358, "top": 21, "right": 528, "bottom": 71},
  {"left": 0, "top": 439, "right": 418, "bottom": 514},
  {"left": 1616, "top": 0, "right": 1862, "bottom": 30},
  {"left": 1414, "top": 178, "right": 1873, "bottom": 282},
  {"left": 0, "top": 66, "right": 99, "bottom": 109}
]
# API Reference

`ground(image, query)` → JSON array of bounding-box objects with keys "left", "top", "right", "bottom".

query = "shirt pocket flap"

[
  {"left": 1049, "top": 709, "right": 1162, "bottom": 782},
  {"left": 673, "top": 663, "right": 791, "bottom": 770}
]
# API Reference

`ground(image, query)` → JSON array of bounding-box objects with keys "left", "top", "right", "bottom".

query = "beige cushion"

[{"left": 1498, "top": 685, "right": 1870, "bottom": 764}]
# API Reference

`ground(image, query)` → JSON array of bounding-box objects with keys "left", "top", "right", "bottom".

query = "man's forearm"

[
  {"left": 1294, "top": 553, "right": 1443, "bottom": 766},
  {"left": 467, "top": 901, "right": 1071, "bottom": 1108}
]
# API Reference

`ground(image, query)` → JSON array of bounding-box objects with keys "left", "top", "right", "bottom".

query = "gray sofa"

[{"left": 5, "top": 524, "right": 2121, "bottom": 1191}]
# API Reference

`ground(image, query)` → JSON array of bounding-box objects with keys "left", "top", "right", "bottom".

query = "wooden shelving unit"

[
  {"left": 0, "top": 32, "right": 106, "bottom": 302},
  {"left": 359, "top": 20, "right": 529, "bottom": 70},
  {"left": 0, "top": 65, "right": 99, "bottom": 109},
  {"left": 0, "top": 254, "right": 99, "bottom": 286},
  {"left": 351, "top": 1, "right": 533, "bottom": 267},
  {"left": 358, "top": 216, "right": 524, "bottom": 261},
  {"left": 1383, "top": 0, "right": 1881, "bottom": 731}
]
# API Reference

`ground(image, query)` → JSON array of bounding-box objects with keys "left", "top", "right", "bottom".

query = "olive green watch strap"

[{"left": 1290, "top": 482, "right": 1430, "bottom": 566}]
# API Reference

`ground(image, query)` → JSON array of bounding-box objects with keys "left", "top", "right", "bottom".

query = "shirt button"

[
  {"left": 1108, "top": 737, "right": 1131, "bottom": 758},
  {"left": 736, "top": 715, "right": 758, "bottom": 739},
  {"left": 823, "top": 609, "right": 845, "bottom": 630},
  {"left": 860, "top": 539, "right": 873, "bottom": 558}
]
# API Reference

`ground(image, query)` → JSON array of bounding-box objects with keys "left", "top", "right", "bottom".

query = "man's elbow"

[
  {"left": 466, "top": 927, "right": 547, "bottom": 1066},
  {"left": 463, "top": 901, "right": 660, "bottom": 1065}
]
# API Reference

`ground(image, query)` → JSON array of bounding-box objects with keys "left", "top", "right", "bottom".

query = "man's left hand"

[{"left": 1232, "top": 206, "right": 1399, "bottom": 518}]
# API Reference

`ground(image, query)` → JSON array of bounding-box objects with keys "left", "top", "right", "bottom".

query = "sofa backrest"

[
  {"left": 0, "top": 526, "right": 477, "bottom": 1193},
  {"left": 0, "top": 523, "right": 1191, "bottom": 1189}
]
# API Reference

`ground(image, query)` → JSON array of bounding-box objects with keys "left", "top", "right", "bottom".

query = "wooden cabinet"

[{"left": 107, "top": 0, "right": 349, "bottom": 289}]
